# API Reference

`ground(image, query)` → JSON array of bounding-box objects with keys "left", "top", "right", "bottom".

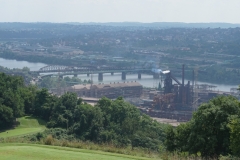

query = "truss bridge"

[{"left": 31, "top": 65, "right": 159, "bottom": 81}]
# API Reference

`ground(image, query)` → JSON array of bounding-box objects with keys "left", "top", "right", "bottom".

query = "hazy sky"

[{"left": 0, "top": 0, "right": 240, "bottom": 23}]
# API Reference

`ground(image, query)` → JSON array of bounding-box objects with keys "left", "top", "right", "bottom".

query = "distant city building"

[{"left": 65, "top": 81, "right": 143, "bottom": 99}]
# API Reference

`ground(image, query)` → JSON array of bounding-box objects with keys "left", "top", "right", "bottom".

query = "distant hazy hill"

[
  {"left": 69, "top": 22, "right": 240, "bottom": 28},
  {"left": 0, "top": 22, "right": 240, "bottom": 29}
]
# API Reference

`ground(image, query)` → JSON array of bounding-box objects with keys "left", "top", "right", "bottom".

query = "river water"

[
  {"left": 77, "top": 73, "right": 238, "bottom": 92},
  {"left": 0, "top": 58, "right": 238, "bottom": 92},
  {"left": 0, "top": 57, "right": 47, "bottom": 71}
]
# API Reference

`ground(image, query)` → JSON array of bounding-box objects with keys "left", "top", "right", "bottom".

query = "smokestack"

[{"left": 182, "top": 64, "right": 185, "bottom": 86}]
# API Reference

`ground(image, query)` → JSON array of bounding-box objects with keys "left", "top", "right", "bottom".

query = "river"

[
  {"left": 77, "top": 73, "right": 238, "bottom": 92},
  {"left": 0, "top": 58, "right": 238, "bottom": 92},
  {"left": 0, "top": 57, "right": 47, "bottom": 71}
]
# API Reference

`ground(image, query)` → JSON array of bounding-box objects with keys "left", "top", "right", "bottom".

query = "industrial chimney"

[{"left": 182, "top": 64, "right": 185, "bottom": 87}]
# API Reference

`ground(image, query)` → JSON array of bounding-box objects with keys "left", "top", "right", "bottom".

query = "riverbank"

[{"left": 0, "top": 56, "right": 238, "bottom": 92}]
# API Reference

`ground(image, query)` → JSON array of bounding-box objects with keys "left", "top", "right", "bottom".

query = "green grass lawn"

[
  {"left": 0, "top": 116, "right": 46, "bottom": 138},
  {"left": 0, "top": 143, "right": 153, "bottom": 160}
]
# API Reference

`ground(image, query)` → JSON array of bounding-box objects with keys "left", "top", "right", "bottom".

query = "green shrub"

[{"left": 36, "top": 132, "right": 44, "bottom": 141}]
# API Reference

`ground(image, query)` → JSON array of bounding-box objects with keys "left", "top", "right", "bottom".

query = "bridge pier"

[
  {"left": 153, "top": 73, "right": 159, "bottom": 79},
  {"left": 138, "top": 73, "right": 141, "bottom": 79},
  {"left": 111, "top": 72, "right": 114, "bottom": 75},
  {"left": 98, "top": 73, "right": 103, "bottom": 81},
  {"left": 74, "top": 74, "right": 78, "bottom": 77},
  {"left": 87, "top": 73, "right": 90, "bottom": 77},
  {"left": 122, "top": 72, "right": 126, "bottom": 80}
]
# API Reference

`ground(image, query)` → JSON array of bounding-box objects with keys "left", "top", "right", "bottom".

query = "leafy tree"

[
  {"left": 0, "top": 104, "right": 14, "bottom": 128},
  {"left": 72, "top": 104, "right": 104, "bottom": 141},
  {"left": 167, "top": 96, "right": 240, "bottom": 157},
  {"left": 33, "top": 88, "right": 54, "bottom": 120},
  {"left": 20, "top": 85, "right": 37, "bottom": 114},
  {"left": 228, "top": 117, "right": 240, "bottom": 156},
  {"left": 165, "top": 126, "right": 176, "bottom": 152},
  {"left": 96, "top": 97, "right": 166, "bottom": 148},
  {"left": 22, "top": 67, "right": 30, "bottom": 72},
  {"left": 0, "top": 72, "right": 32, "bottom": 129},
  {"left": 60, "top": 92, "right": 78, "bottom": 110},
  {"left": 40, "top": 77, "right": 54, "bottom": 89}
]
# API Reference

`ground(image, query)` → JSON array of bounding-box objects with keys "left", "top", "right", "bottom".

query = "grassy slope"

[
  {"left": 0, "top": 116, "right": 45, "bottom": 138},
  {"left": 0, "top": 143, "right": 153, "bottom": 160}
]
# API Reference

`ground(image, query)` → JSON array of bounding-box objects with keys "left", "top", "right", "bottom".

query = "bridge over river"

[{"left": 30, "top": 65, "right": 160, "bottom": 81}]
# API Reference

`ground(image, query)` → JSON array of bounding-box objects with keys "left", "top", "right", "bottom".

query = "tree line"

[
  {"left": 165, "top": 95, "right": 240, "bottom": 158},
  {"left": 40, "top": 76, "right": 91, "bottom": 89},
  {"left": 0, "top": 72, "right": 167, "bottom": 150},
  {"left": 1, "top": 72, "right": 240, "bottom": 158}
]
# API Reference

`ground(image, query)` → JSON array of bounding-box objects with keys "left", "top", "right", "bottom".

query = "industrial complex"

[
  {"left": 66, "top": 81, "right": 143, "bottom": 99},
  {"left": 138, "top": 65, "right": 233, "bottom": 121},
  {"left": 49, "top": 64, "right": 237, "bottom": 123}
]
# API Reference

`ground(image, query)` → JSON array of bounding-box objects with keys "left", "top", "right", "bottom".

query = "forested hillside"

[
  {"left": 0, "top": 72, "right": 167, "bottom": 150},
  {"left": 166, "top": 96, "right": 240, "bottom": 158},
  {"left": 1, "top": 72, "right": 240, "bottom": 159}
]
